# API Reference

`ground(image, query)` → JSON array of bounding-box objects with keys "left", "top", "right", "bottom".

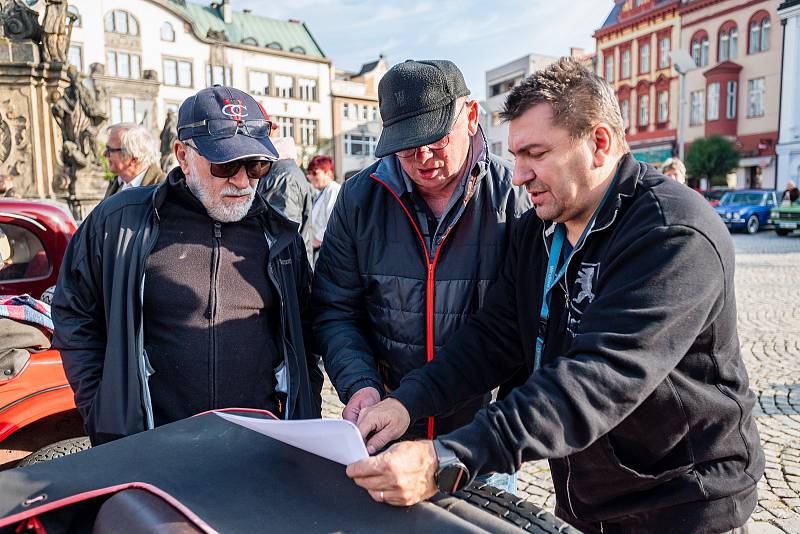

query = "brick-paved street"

[{"left": 321, "top": 230, "right": 800, "bottom": 532}]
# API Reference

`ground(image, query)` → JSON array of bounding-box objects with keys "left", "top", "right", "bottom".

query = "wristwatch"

[{"left": 432, "top": 439, "right": 470, "bottom": 494}]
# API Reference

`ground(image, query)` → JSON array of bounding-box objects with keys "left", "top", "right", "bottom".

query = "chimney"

[
  {"left": 570, "top": 47, "right": 585, "bottom": 58},
  {"left": 221, "top": 0, "right": 232, "bottom": 24}
]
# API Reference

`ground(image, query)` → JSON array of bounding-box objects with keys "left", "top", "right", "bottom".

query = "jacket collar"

[
  {"left": 151, "top": 167, "right": 300, "bottom": 257},
  {"left": 372, "top": 124, "right": 491, "bottom": 198},
  {"left": 542, "top": 152, "right": 644, "bottom": 243}
]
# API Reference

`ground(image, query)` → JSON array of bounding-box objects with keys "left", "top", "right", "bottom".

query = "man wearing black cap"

[
  {"left": 53, "top": 86, "right": 322, "bottom": 445},
  {"left": 311, "top": 60, "right": 531, "bottom": 489}
]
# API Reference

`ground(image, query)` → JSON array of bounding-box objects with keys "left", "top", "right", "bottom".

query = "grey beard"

[{"left": 186, "top": 174, "right": 255, "bottom": 223}]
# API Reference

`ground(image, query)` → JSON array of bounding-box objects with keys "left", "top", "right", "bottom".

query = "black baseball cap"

[
  {"left": 375, "top": 60, "right": 470, "bottom": 159},
  {"left": 177, "top": 86, "right": 279, "bottom": 164}
]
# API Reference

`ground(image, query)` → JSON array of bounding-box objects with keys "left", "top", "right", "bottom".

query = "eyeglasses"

[
  {"left": 184, "top": 143, "right": 273, "bottom": 179},
  {"left": 178, "top": 118, "right": 272, "bottom": 140},
  {"left": 103, "top": 146, "right": 124, "bottom": 156},
  {"left": 396, "top": 103, "right": 468, "bottom": 159}
]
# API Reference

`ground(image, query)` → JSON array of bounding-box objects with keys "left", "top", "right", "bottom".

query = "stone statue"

[
  {"left": 0, "top": 0, "right": 43, "bottom": 43},
  {"left": 51, "top": 65, "right": 107, "bottom": 215},
  {"left": 159, "top": 110, "right": 178, "bottom": 172},
  {"left": 41, "top": 0, "right": 71, "bottom": 63}
]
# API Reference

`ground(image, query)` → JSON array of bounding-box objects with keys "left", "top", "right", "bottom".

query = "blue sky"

[{"left": 238, "top": 0, "right": 613, "bottom": 100}]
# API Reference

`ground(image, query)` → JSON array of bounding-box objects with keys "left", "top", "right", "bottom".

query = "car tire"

[
  {"left": 16, "top": 437, "right": 91, "bottom": 467},
  {"left": 437, "top": 482, "right": 581, "bottom": 533},
  {"left": 775, "top": 228, "right": 791, "bottom": 236},
  {"left": 746, "top": 214, "right": 760, "bottom": 234}
]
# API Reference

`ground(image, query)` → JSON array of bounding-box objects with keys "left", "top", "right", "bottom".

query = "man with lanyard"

[
  {"left": 346, "top": 58, "right": 763, "bottom": 534},
  {"left": 53, "top": 86, "right": 322, "bottom": 445},
  {"left": 311, "top": 59, "right": 530, "bottom": 492}
]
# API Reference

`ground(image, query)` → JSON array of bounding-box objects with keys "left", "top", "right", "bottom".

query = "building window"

[
  {"left": 370, "top": 106, "right": 379, "bottom": 121},
  {"left": 749, "top": 15, "right": 770, "bottom": 54},
  {"left": 248, "top": 71, "right": 269, "bottom": 96},
  {"left": 275, "top": 116, "right": 293, "bottom": 138},
  {"left": 104, "top": 10, "right": 138, "bottom": 36},
  {"left": 344, "top": 134, "right": 378, "bottom": 156},
  {"left": 690, "top": 90, "right": 704, "bottom": 126},
  {"left": 707, "top": 82, "right": 720, "bottom": 121},
  {"left": 275, "top": 74, "right": 294, "bottom": 98},
  {"left": 747, "top": 78, "right": 764, "bottom": 117},
  {"left": 726, "top": 80, "right": 737, "bottom": 119},
  {"left": 163, "top": 58, "right": 193, "bottom": 88},
  {"left": 361, "top": 105, "right": 369, "bottom": 120},
  {"left": 299, "top": 119, "right": 317, "bottom": 146},
  {"left": 605, "top": 55, "right": 614, "bottom": 82},
  {"left": 106, "top": 50, "right": 141, "bottom": 79},
  {"left": 342, "top": 103, "right": 350, "bottom": 119},
  {"left": 206, "top": 64, "right": 232, "bottom": 87},
  {"left": 161, "top": 22, "right": 175, "bottom": 42},
  {"left": 67, "top": 44, "right": 82, "bottom": 72},
  {"left": 639, "top": 42, "right": 650, "bottom": 74},
  {"left": 266, "top": 42, "right": 283, "bottom": 51},
  {"left": 111, "top": 97, "right": 138, "bottom": 124},
  {"left": 298, "top": 78, "right": 317, "bottom": 101},
  {"left": 349, "top": 104, "right": 358, "bottom": 120},
  {"left": 691, "top": 33, "right": 709, "bottom": 67},
  {"left": 290, "top": 46, "right": 306, "bottom": 55},
  {"left": 657, "top": 90, "right": 668, "bottom": 123},
  {"left": 241, "top": 37, "right": 258, "bottom": 46},
  {"left": 638, "top": 94, "right": 649, "bottom": 127},
  {"left": 67, "top": 5, "right": 81, "bottom": 27},
  {"left": 620, "top": 99, "right": 630, "bottom": 129},
  {"left": 658, "top": 37, "right": 670, "bottom": 69},
  {"left": 621, "top": 49, "right": 630, "bottom": 79}
]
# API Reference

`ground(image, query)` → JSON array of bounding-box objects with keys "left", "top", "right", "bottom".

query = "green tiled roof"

[{"left": 165, "top": 0, "right": 326, "bottom": 58}]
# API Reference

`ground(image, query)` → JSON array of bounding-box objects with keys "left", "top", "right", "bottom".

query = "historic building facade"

[
  {"left": 39, "top": 0, "right": 333, "bottom": 164},
  {"left": 330, "top": 57, "right": 386, "bottom": 180},
  {"left": 777, "top": 0, "right": 800, "bottom": 191},
  {"left": 679, "top": 0, "right": 782, "bottom": 188},
  {"left": 595, "top": 0, "right": 682, "bottom": 164}
]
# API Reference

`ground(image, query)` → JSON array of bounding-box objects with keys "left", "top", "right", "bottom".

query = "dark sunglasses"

[
  {"left": 178, "top": 118, "right": 272, "bottom": 140},
  {"left": 184, "top": 143, "right": 273, "bottom": 179}
]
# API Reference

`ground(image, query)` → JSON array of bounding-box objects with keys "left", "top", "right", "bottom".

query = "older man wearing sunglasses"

[{"left": 52, "top": 86, "right": 322, "bottom": 445}]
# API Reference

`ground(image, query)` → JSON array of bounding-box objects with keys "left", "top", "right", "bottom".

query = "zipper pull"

[{"left": 213, "top": 222, "right": 221, "bottom": 238}]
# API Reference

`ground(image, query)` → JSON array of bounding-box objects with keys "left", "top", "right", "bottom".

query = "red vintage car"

[{"left": 0, "top": 199, "right": 79, "bottom": 448}]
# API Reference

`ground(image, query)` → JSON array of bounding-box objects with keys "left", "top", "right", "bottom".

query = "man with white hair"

[
  {"left": 53, "top": 87, "right": 322, "bottom": 445},
  {"left": 102, "top": 123, "right": 165, "bottom": 198}
]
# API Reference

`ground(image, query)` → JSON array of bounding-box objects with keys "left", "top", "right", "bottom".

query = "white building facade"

[
  {"left": 47, "top": 0, "right": 333, "bottom": 161},
  {"left": 777, "top": 0, "right": 800, "bottom": 190},
  {"left": 484, "top": 54, "right": 558, "bottom": 160}
]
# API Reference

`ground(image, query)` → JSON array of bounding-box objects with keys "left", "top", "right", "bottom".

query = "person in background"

[
  {"left": 307, "top": 155, "right": 340, "bottom": 253},
  {"left": 661, "top": 157, "right": 686, "bottom": 185},
  {"left": 781, "top": 180, "right": 799, "bottom": 204},
  {"left": 103, "top": 123, "right": 165, "bottom": 199},
  {"left": 258, "top": 136, "right": 315, "bottom": 265}
]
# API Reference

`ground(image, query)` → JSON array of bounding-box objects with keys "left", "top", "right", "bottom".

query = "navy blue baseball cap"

[{"left": 177, "top": 86, "right": 279, "bottom": 164}]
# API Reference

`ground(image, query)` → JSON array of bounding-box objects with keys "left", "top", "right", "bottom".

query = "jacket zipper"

[
  {"left": 209, "top": 222, "right": 222, "bottom": 408},
  {"left": 545, "top": 203, "right": 622, "bottom": 522},
  {"left": 267, "top": 257, "right": 290, "bottom": 419},
  {"left": 371, "top": 173, "right": 474, "bottom": 439}
]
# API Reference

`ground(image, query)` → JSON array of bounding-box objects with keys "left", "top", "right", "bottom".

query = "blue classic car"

[{"left": 714, "top": 190, "right": 778, "bottom": 234}]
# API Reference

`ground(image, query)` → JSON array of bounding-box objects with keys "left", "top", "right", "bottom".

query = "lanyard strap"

[{"left": 533, "top": 169, "right": 621, "bottom": 370}]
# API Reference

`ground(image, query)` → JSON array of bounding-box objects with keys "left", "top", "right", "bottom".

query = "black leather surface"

[{"left": 0, "top": 412, "right": 498, "bottom": 533}]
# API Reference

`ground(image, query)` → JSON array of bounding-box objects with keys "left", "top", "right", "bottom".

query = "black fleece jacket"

[{"left": 391, "top": 154, "right": 764, "bottom": 533}]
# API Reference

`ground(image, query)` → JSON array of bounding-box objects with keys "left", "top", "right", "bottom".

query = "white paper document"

[{"left": 215, "top": 412, "right": 369, "bottom": 465}]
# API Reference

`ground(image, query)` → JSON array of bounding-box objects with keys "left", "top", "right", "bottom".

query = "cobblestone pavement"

[{"left": 321, "top": 231, "right": 800, "bottom": 532}]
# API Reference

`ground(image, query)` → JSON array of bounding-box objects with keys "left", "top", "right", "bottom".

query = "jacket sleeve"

[
  {"left": 295, "top": 234, "right": 323, "bottom": 417},
  {"left": 51, "top": 216, "right": 106, "bottom": 438},
  {"left": 432, "top": 226, "right": 727, "bottom": 479},
  {"left": 311, "top": 183, "right": 384, "bottom": 404},
  {"left": 389, "top": 217, "right": 527, "bottom": 419}
]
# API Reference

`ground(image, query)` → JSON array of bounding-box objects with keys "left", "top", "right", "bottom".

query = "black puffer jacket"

[
  {"left": 311, "top": 133, "right": 531, "bottom": 438},
  {"left": 258, "top": 159, "right": 315, "bottom": 266}
]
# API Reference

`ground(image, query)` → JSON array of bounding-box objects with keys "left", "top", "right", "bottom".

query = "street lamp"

[{"left": 670, "top": 50, "right": 697, "bottom": 161}]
